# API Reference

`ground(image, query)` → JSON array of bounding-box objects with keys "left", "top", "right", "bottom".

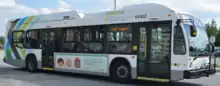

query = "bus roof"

[{"left": 9, "top": 3, "right": 180, "bottom": 31}]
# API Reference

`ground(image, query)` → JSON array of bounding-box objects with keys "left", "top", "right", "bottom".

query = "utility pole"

[{"left": 114, "top": 0, "right": 116, "bottom": 10}]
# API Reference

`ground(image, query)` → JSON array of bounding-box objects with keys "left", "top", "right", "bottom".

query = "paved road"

[
  {"left": 215, "top": 58, "right": 220, "bottom": 66},
  {"left": 0, "top": 51, "right": 220, "bottom": 86},
  {"left": 0, "top": 66, "right": 220, "bottom": 86}
]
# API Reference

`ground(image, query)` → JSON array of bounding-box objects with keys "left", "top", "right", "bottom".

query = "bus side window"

[
  {"left": 82, "top": 27, "right": 104, "bottom": 53},
  {"left": 62, "top": 28, "right": 81, "bottom": 52},
  {"left": 174, "top": 25, "right": 186, "bottom": 54},
  {"left": 107, "top": 25, "right": 132, "bottom": 53},
  {"left": 26, "top": 30, "right": 39, "bottom": 49},
  {"left": 12, "top": 31, "right": 25, "bottom": 48}
]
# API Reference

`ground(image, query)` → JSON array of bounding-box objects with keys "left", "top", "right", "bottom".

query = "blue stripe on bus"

[
  {"left": 5, "top": 16, "right": 29, "bottom": 59},
  {"left": 5, "top": 36, "right": 12, "bottom": 59},
  {"left": 15, "top": 16, "right": 28, "bottom": 30}
]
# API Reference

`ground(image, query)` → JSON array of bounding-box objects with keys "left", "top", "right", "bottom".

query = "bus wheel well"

[
  {"left": 26, "top": 54, "right": 37, "bottom": 62},
  {"left": 109, "top": 57, "right": 132, "bottom": 83},
  {"left": 109, "top": 57, "right": 131, "bottom": 74},
  {"left": 25, "top": 53, "right": 38, "bottom": 72}
]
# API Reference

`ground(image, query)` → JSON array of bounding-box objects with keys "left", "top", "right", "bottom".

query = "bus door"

[
  {"left": 41, "top": 30, "right": 56, "bottom": 70},
  {"left": 137, "top": 21, "right": 171, "bottom": 81}
]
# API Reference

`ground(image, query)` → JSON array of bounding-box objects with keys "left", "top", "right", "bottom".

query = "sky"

[{"left": 0, "top": 0, "right": 219, "bottom": 36}]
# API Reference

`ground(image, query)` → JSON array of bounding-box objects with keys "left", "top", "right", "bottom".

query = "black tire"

[
  {"left": 110, "top": 61, "right": 131, "bottom": 84},
  {"left": 26, "top": 56, "right": 37, "bottom": 72}
]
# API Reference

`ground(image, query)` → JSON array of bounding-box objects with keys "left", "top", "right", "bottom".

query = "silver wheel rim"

[{"left": 116, "top": 65, "right": 128, "bottom": 79}]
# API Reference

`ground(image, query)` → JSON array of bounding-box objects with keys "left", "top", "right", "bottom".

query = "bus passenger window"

[
  {"left": 62, "top": 28, "right": 81, "bottom": 52},
  {"left": 64, "top": 29, "right": 80, "bottom": 42},
  {"left": 26, "top": 30, "right": 39, "bottom": 49},
  {"left": 174, "top": 25, "right": 186, "bottom": 54},
  {"left": 107, "top": 25, "right": 132, "bottom": 53},
  {"left": 82, "top": 27, "right": 104, "bottom": 53}
]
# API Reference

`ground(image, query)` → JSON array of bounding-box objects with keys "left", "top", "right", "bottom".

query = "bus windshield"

[{"left": 183, "top": 19, "right": 209, "bottom": 57}]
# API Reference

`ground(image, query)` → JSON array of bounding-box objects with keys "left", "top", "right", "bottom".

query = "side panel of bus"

[
  {"left": 40, "top": 24, "right": 138, "bottom": 79},
  {"left": 53, "top": 53, "right": 137, "bottom": 78},
  {"left": 5, "top": 19, "right": 184, "bottom": 82}
]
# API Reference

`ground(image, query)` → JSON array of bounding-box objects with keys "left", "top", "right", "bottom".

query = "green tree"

[
  {"left": 215, "top": 30, "right": 220, "bottom": 46},
  {"left": 206, "top": 19, "right": 218, "bottom": 37},
  {"left": 0, "top": 37, "right": 4, "bottom": 45}
]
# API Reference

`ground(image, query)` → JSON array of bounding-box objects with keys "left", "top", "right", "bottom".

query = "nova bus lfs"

[{"left": 4, "top": 3, "right": 216, "bottom": 83}]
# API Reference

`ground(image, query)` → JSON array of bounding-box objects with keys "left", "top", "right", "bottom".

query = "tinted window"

[
  {"left": 84, "top": 28, "right": 104, "bottom": 41},
  {"left": 26, "top": 30, "right": 39, "bottom": 49},
  {"left": 82, "top": 43, "right": 103, "bottom": 53},
  {"left": 173, "top": 25, "right": 186, "bottom": 54},
  {"left": 139, "top": 27, "right": 147, "bottom": 59},
  {"left": 62, "top": 27, "right": 104, "bottom": 53},
  {"left": 107, "top": 27, "right": 132, "bottom": 42},
  {"left": 151, "top": 24, "right": 171, "bottom": 63},
  {"left": 62, "top": 28, "right": 81, "bottom": 52},
  {"left": 82, "top": 28, "right": 104, "bottom": 53},
  {"left": 64, "top": 28, "right": 80, "bottom": 42},
  {"left": 107, "top": 25, "right": 132, "bottom": 53}
]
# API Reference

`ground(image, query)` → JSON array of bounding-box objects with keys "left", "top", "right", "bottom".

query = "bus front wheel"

[
  {"left": 26, "top": 55, "right": 37, "bottom": 72},
  {"left": 110, "top": 60, "right": 131, "bottom": 83}
]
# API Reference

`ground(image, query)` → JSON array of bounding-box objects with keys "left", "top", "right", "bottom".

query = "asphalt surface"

[
  {"left": 0, "top": 67, "right": 220, "bottom": 86},
  {"left": 0, "top": 51, "right": 220, "bottom": 86}
]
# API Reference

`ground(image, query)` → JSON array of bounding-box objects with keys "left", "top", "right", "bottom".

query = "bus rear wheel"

[
  {"left": 110, "top": 61, "right": 131, "bottom": 83},
  {"left": 26, "top": 56, "right": 37, "bottom": 72}
]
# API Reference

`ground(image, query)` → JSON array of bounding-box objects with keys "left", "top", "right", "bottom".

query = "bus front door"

[
  {"left": 137, "top": 21, "right": 171, "bottom": 81},
  {"left": 41, "top": 30, "right": 55, "bottom": 70}
]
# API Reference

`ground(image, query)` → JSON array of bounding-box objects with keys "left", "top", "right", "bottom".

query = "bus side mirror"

[{"left": 190, "top": 25, "right": 197, "bottom": 37}]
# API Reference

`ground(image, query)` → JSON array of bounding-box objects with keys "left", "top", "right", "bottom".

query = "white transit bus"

[{"left": 4, "top": 3, "right": 216, "bottom": 83}]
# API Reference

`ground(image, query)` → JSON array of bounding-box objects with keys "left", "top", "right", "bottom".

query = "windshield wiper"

[{"left": 193, "top": 50, "right": 209, "bottom": 60}]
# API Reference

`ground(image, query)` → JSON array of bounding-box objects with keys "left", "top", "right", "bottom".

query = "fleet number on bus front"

[{"left": 135, "top": 14, "right": 147, "bottom": 19}]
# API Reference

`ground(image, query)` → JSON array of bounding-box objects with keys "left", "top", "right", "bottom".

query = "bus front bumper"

[{"left": 184, "top": 65, "right": 216, "bottom": 79}]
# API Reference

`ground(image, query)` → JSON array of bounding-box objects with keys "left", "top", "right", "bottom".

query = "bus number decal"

[{"left": 135, "top": 14, "right": 147, "bottom": 19}]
